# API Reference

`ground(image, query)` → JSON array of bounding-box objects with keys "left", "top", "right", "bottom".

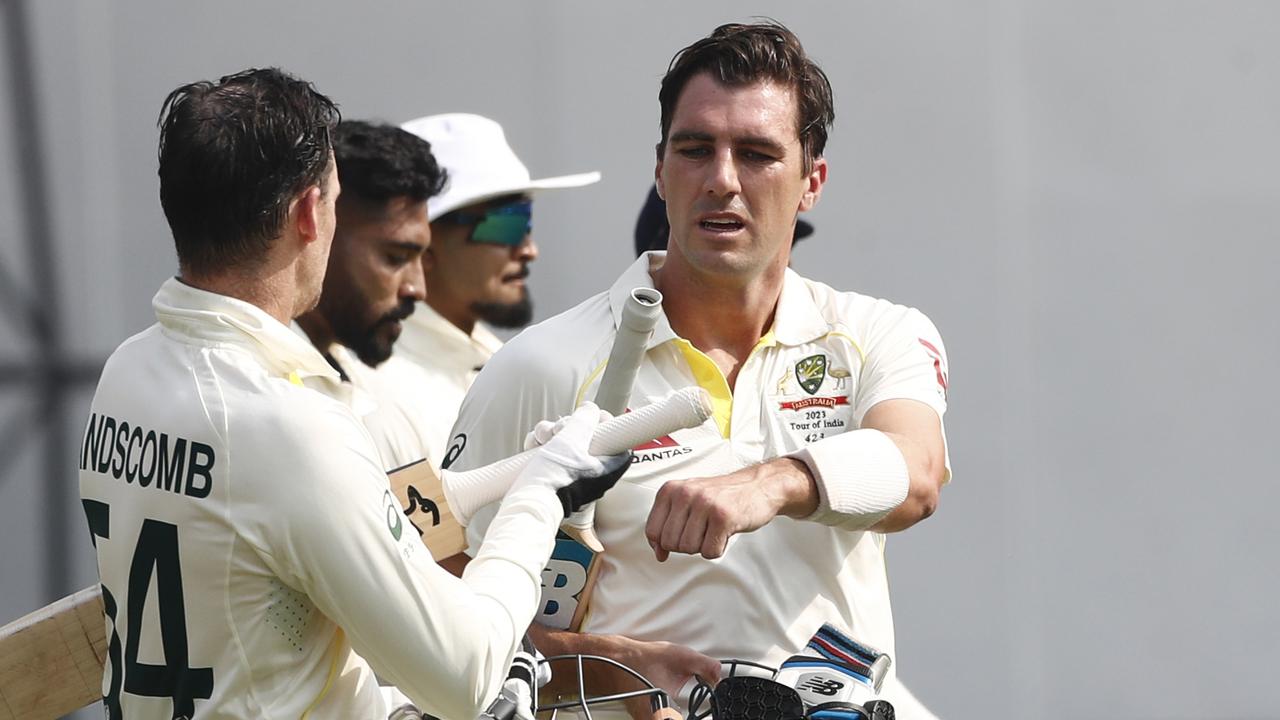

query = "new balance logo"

[{"left": 798, "top": 677, "right": 844, "bottom": 696}]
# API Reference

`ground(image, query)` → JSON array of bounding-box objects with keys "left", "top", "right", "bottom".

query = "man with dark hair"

[
  {"left": 394, "top": 113, "right": 601, "bottom": 466},
  {"left": 449, "top": 22, "right": 951, "bottom": 718},
  {"left": 155, "top": 69, "right": 340, "bottom": 279},
  {"left": 296, "top": 120, "right": 448, "bottom": 468},
  {"left": 79, "top": 68, "right": 627, "bottom": 719}
]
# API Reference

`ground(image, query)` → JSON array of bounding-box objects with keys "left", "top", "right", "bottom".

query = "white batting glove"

[
  {"left": 510, "top": 403, "right": 631, "bottom": 516},
  {"left": 523, "top": 409, "right": 614, "bottom": 535},
  {"left": 522, "top": 406, "right": 613, "bottom": 450}
]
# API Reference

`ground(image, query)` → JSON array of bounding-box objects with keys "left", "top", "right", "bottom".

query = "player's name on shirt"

[{"left": 79, "top": 412, "right": 215, "bottom": 498}]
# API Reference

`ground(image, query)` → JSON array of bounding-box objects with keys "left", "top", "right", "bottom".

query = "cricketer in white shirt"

[
  {"left": 78, "top": 278, "right": 579, "bottom": 720},
  {"left": 394, "top": 301, "right": 504, "bottom": 467},
  {"left": 451, "top": 252, "right": 950, "bottom": 716}
]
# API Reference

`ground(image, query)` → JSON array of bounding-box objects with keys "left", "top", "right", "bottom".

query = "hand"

[
  {"left": 607, "top": 636, "right": 721, "bottom": 720},
  {"left": 510, "top": 403, "right": 631, "bottom": 515},
  {"left": 522, "top": 406, "right": 613, "bottom": 450},
  {"left": 644, "top": 458, "right": 817, "bottom": 561}
]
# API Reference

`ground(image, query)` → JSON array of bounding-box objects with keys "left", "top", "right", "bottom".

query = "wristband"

[{"left": 790, "top": 429, "right": 908, "bottom": 530}]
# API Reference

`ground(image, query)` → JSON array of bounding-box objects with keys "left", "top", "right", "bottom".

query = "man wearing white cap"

[{"left": 396, "top": 113, "right": 600, "bottom": 467}]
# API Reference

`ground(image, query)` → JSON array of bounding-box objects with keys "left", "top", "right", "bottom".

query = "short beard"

[
  {"left": 472, "top": 295, "right": 533, "bottom": 329},
  {"left": 338, "top": 298, "right": 416, "bottom": 368}
]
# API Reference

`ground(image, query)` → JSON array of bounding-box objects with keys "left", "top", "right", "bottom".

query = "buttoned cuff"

[{"left": 790, "top": 429, "right": 909, "bottom": 531}]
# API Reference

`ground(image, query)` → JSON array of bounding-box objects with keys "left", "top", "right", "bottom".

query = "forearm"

[
  {"left": 789, "top": 418, "right": 945, "bottom": 535},
  {"left": 463, "top": 485, "right": 563, "bottom": 623},
  {"left": 527, "top": 623, "right": 720, "bottom": 717},
  {"left": 526, "top": 624, "right": 633, "bottom": 697},
  {"left": 316, "top": 485, "right": 564, "bottom": 720},
  {"left": 750, "top": 456, "right": 820, "bottom": 518},
  {"left": 868, "top": 430, "right": 943, "bottom": 532},
  {"left": 788, "top": 429, "right": 911, "bottom": 531}
]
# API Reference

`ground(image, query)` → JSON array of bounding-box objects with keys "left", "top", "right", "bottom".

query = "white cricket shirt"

[
  {"left": 394, "top": 303, "right": 503, "bottom": 468},
  {"left": 451, "top": 253, "right": 949, "bottom": 706},
  {"left": 326, "top": 343, "right": 441, "bottom": 471},
  {"left": 79, "top": 278, "right": 565, "bottom": 719}
]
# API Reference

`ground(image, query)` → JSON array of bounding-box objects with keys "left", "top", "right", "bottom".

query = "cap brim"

[{"left": 428, "top": 171, "right": 601, "bottom": 220}]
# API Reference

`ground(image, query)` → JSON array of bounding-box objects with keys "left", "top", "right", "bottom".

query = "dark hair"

[
  {"left": 657, "top": 21, "right": 834, "bottom": 172},
  {"left": 333, "top": 120, "right": 447, "bottom": 206},
  {"left": 157, "top": 67, "right": 340, "bottom": 276}
]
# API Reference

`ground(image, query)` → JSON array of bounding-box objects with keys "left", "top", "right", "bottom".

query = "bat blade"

[
  {"left": 0, "top": 587, "right": 108, "bottom": 720},
  {"left": 388, "top": 458, "right": 467, "bottom": 560}
]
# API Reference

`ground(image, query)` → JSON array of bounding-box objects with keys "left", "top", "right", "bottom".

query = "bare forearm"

[
  {"left": 526, "top": 625, "right": 636, "bottom": 698},
  {"left": 754, "top": 457, "right": 819, "bottom": 518},
  {"left": 527, "top": 623, "right": 615, "bottom": 657},
  {"left": 528, "top": 624, "right": 721, "bottom": 714}
]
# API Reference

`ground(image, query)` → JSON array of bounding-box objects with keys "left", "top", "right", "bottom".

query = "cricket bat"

[
  {"left": 0, "top": 388, "right": 711, "bottom": 720},
  {"left": 541, "top": 287, "right": 663, "bottom": 632}
]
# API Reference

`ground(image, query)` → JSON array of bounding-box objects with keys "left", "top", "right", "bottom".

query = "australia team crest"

[{"left": 795, "top": 354, "right": 827, "bottom": 395}]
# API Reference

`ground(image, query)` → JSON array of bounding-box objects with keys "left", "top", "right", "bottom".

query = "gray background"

[{"left": 2, "top": 2, "right": 1277, "bottom": 718}]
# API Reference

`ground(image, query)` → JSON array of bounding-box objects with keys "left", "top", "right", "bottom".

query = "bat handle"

[
  {"left": 594, "top": 286, "right": 662, "bottom": 415},
  {"left": 443, "top": 387, "right": 712, "bottom": 526},
  {"left": 561, "top": 502, "right": 602, "bottom": 551}
]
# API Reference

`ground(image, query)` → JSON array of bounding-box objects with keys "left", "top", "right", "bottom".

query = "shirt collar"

[
  {"left": 609, "top": 252, "right": 679, "bottom": 349},
  {"left": 152, "top": 277, "right": 339, "bottom": 383},
  {"left": 771, "top": 266, "right": 830, "bottom": 346},
  {"left": 398, "top": 302, "right": 503, "bottom": 369},
  {"left": 284, "top": 319, "right": 379, "bottom": 415},
  {"left": 609, "top": 252, "right": 829, "bottom": 348}
]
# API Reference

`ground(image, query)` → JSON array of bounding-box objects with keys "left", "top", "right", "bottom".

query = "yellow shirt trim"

[
  {"left": 672, "top": 340, "right": 732, "bottom": 437},
  {"left": 574, "top": 360, "right": 610, "bottom": 408},
  {"left": 671, "top": 332, "right": 775, "bottom": 439},
  {"left": 299, "top": 629, "right": 344, "bottom": 720},
  {"left": 579, "top": 331, "right": 778, "bottom": 439},
  {"left": 824, "top": 331, "right": 866, "bottom": 365}
]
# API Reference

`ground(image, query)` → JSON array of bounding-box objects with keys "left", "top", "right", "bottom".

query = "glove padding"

[
  {"left": 525, "top": 412, "right": 610, "bottom": 534},
  {"left": 511, "top": 402, "right": 631, "bottom": 515},
  {"left": 555, "top": 450, "right": 632, "bottom": 516}
]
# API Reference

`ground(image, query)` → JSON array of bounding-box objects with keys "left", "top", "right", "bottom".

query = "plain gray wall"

[{"left": 2, "top": 2, "right": 1277, "bottom": 718}]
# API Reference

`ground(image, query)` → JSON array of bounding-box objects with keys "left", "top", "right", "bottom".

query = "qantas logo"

[{"left": 630, "top": 423, "right": 692, "bottom": 463}]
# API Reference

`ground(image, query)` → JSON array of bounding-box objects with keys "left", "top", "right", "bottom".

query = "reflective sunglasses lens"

[{"left": 471, "top": 202, "right": 532, "bottom": 246}]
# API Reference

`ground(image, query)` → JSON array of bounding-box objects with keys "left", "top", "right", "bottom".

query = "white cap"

[{"left": 400, "top": 113, "right": 601, "bottom": 221}]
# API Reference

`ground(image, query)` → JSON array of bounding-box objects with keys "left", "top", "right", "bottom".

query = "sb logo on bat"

[{"left": 539, "top": 533, "right": 595, "bottom": 630}]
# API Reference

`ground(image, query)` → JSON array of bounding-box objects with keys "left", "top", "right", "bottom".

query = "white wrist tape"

[{"left": 790, "top": 429, "right": 909, "bottom": 530}]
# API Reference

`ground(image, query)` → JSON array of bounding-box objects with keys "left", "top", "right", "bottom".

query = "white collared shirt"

[
  {"left": 79, "top": 278, "right": 565, "bottom": 720},
  {"left": 451, "top": 253, "right": 950, "bottom": 715},
  {"left": 394, "top": 302, "right": 504, "bottom": 466},
  {"left": 316, "top": 338, "right": 441, "bottom": 471}
]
